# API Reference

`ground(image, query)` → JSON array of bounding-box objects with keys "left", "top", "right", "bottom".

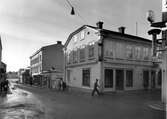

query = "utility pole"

[{"left": 147, "top": 9, "right": 167, "bottom": 104}]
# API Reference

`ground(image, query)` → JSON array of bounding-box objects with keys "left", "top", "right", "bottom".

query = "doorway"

[
  {"left": 143, "top": 70, "right": 149, "bottom": 89},
  {"left": 151, "top": 71, "right": 156, "bottom": 88},
  {"left": 116, "top": 69, "right": 124, "bottom": 90}
]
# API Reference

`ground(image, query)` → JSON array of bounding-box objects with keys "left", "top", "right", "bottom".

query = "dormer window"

[
  {"left": 74, "top": 35, "right": 77, "bottom": 43},
  {"left": 80, "top": 31, "right": 85, "bottom": 40}
]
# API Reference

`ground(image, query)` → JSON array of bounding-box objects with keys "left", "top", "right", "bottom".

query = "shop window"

[
  {"left": 126, "top": 70, "right": 133, "bottom": 87},
  {"left": 82, "top": 68, "right": 90, "bottom": 87},
  {"left": 158, "top": 70, "right": 162, "bottom": 86},
  {"left": 104, "top": 69, "right": 113, "bottom": 88}
]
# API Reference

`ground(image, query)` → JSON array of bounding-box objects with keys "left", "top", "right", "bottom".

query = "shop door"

[
  {"left": 143, "top": 70, "right": 149, "bottom": 89},
  {"left": 151, "top": 71, "right": 156, "bottom": 88},
  {"left": 116, "top": 69, "right": 124, "bottom": 90},
  {"left": 104, "top": 69, "right": 113, "bottom": 89}
]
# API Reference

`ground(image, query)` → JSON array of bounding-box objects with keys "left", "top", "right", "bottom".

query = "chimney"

[
  {"left": 96, "top": 21, "right": 103, "bottom": 29},
  {"left": 57, "top": 41, "right": 62, "bottom": 44},
  {"left": 118, "top": 26, "right": 126, "bottom": 34}
]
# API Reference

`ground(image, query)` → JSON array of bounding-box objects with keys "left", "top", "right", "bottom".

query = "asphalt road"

[
  {"left": 14, "top": 84, "right": 166, "bottom": 119},
  {"left": 0, "top": 82, "right": 165, "bottom": 119}
]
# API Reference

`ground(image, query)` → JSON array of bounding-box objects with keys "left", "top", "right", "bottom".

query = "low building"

[
  {"left": 64, "top": 22, "right": 161, "bottom": 92},
  {"left": 22, "top": 68, "right": 31, "bottom": 84},
  {"left": 18, "top": 68, "right": 25, "bottom": 83},
  {"left": 7, "top": 71, "right": 18, "bottom": 79},
  {"left": 30, "top": 41, "right": 64, "bottom": 88},
  {"left": 0, "top": 62, "right": 7, "bottom": 81}
]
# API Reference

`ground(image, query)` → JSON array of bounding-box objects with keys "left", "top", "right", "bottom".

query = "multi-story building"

[
  {"left": 0, "top": 37, "right": 2, "bottom": 67},
  {"left": 64, "top": 22, "right": 161, "bottom": 92},
  {"left": 0, "top": 37, "right": 6, "bottom": 81},
  {"left": 30, "top": 41, "right": 64, "bottom": 88}
]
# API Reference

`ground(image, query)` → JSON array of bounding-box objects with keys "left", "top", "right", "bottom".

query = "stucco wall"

[{"left": 66, "top": 63, "right": 100, "bottom": 90}]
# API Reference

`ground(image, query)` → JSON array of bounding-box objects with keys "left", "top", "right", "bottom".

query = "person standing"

[{"left": 92, "top": 79, "right": 100, "bottom": 96}]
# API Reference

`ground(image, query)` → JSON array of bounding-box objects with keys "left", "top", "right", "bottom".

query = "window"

[
  {"left": 80, "top": 31, "right": 85, "bottom": 40},
  {"left": 79, "top": 46, "right": 85, "bottom": 62},
  {"left": 134, "top": 47, "right": 141, "bottom": 59},
  {"left": 69, "top": 51, "right": 73, "bottom": 64},
  {"left": 88, "top": 42, "right": 94, "bottom": 58},
  {"left": 73, "top": 35, "right": 77, "bottom": 43},
  {"left": 67, "top": 70, "right": 71, "bottom": 83},
  {"left": 126, "top": 45, "right": 133, "bottom": 59},
  {"left": 158, "top": 70, "right": 162, "bottom": 86},
  {"left": 104, "top": 69, "right": 113, "bottom": 88},
  {"left": 39, "top": 55, "right": 42, "bottom": 61},
  {"left": 143, "top": 48, "right": 149, "bottom": 60},
  {"left": 126, "top": 70, "right": 133, "bottom": 87},
  {"left": 73, "top": 50, "right": 78, "bottom": 63},
  {"left": 82, "top": 68, "right": 90, "bottom": 87}
]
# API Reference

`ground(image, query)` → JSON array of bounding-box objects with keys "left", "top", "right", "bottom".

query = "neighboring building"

[
  {"left": 64, "top": 22, "right": 161, "bottom": 92},
  {"left": 30, "top": 41, "right": 64, "bottom": 88},
  {"left": 0, "top": 37, "right": 7, "bottom": 81},
  {"left": 18, "top": 68, "right": 25, "bottom": 83},
  {"left": 22, "top": 68, "right": 31, "bottom": 84},
  {"left": 0, "top": 62, "right": 6, "bottom": 81},
  {"left": 161, "top": 0, "right": 167, "bottom": 103},
  {"left": 7, "top": 71, "right": 18, "bottom": 79},
  {"left": 0, "top": 36, "right": 2, "bottom": 68}
]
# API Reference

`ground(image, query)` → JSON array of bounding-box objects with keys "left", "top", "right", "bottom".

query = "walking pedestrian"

[
  {"left": 62, "top": 81, "right": 66, "bottom": 91},
  {"left": 92, "top": 79, "right": 100, "bottom": 96}
]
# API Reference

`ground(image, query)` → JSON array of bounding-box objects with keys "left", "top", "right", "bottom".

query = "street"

[{"left": 0, "top": 82, "right": 166, "bottom": 119}]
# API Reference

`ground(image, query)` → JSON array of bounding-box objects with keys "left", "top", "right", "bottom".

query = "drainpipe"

[{"left": 98, "top": 30, "right": 104, "bottom": 93}]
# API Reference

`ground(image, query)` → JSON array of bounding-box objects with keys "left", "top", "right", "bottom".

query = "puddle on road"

[{"left": 0, "top": 87, "right": 45, "bottom": 119}]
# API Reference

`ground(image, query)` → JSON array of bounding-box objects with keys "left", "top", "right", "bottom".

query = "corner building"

[{"left": 64, "top": 22, "right": 161, "bottom": 92}]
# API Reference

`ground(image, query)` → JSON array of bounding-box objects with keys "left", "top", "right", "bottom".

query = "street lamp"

[{"left": 147, "top": 10, "right": 167, "bottom": 104}]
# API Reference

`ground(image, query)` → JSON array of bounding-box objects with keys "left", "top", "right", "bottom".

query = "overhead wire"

[{"left": 64, "top": 0, "right": 89, "bottom": 25}]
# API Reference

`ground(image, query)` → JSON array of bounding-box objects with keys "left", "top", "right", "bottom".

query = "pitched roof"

[
  {"left": 30, "top": 43, "right": 64, "bottom": 59},
  {"left": 65, "top": 25, "right": 151, "bottom": 47}
]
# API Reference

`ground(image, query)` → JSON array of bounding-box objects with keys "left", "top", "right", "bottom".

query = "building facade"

[
  {"left": 64, "top": 22, "right": 161, "bottom": 92},
  {"left": 30, "top": 41, "right": 64, "bottom": 87},
  {"left": 0, "top": 37, "right": 6, "bottom": 81}
]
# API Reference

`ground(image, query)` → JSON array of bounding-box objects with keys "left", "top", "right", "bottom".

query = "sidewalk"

[{"left": 148, "top": 101, "right": 166, "bottom": 112}]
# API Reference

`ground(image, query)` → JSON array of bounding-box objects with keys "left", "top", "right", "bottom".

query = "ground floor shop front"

[
  {"left": 66, "top": 62, "right": 161, "bottom": 92},
  {"left": 32, "top": 71, "right": 63, "bottom": 89}
]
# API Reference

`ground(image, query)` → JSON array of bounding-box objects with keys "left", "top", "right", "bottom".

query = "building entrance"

[
  {"left": 151, "top": 71, "right": 156, "bottom": 88},
  {"left": 104, "top": 69, "right": 113, "bottom": 88},
  {"left": 143, "top": 70, "right": 149, "bottom": 90},
  {"left": 116, "top": 69, "right": 124, "bottom": 90}
]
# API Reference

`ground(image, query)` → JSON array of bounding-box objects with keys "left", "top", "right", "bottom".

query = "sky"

[{"left": 0, "top": 0, "right": 162, "bottom": 72}]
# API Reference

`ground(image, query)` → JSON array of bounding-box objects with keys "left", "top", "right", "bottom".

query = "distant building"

[
  {"left": 30, "top": 41, "right": 64, "bottom": 88},
  {"left": 64, "top": 22, "right": 161, "bottom": 92},
  {"left": 7, "top": 71, "right": 18, "bottom": 79},
  {"left": 22, "top": 68, "right": 31, "bottom": 84},
  {"left": 18, "top": 68, "right": 25, "bottom": 83}
]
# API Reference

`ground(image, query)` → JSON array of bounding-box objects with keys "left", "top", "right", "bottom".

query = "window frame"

[{"left": 82, "top": 68, "right": 90, "bottom": 87}]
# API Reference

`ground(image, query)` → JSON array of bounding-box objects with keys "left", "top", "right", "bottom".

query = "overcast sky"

[{"left": 0, "top": 0, "right": 161, "bottom": 71}]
